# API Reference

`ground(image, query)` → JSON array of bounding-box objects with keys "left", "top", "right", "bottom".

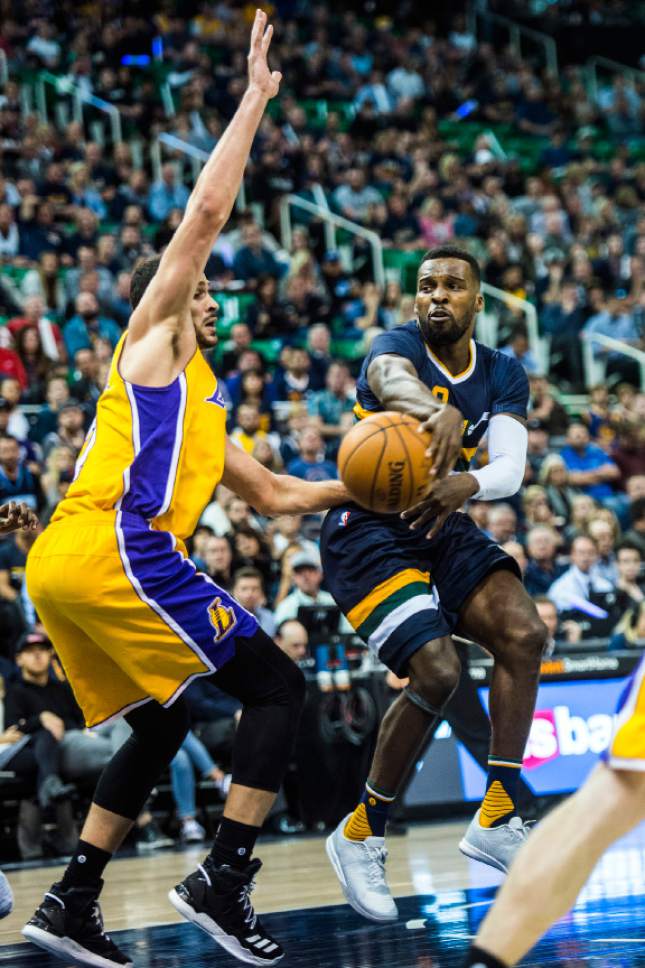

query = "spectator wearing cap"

[
  {"left": 232, "top": 567, "right": 276, "bottom": 638},
  {"left": 63, "top": 293, "right": 121, "bottom": 360},
  {"left": 275, "top": 550, "right": 340, "bottom": 625},
  {"left": 286, "top": 424, "right": 338, "bottom": 482},
  {"left": 4, "top": 632, "right": 78, "bottom": 811},
  {"left": 560, "top": 422, "right": 620, "bottom": 504}
]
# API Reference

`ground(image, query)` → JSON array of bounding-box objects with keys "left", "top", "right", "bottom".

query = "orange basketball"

[{"left": 338, "top": 412, "right": 433, "bottom": 514}]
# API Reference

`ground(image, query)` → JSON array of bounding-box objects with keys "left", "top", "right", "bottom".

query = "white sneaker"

[
  {"left": 325, "top": 814, "right": 398, "bottom": 923},
  {"left": 459, "top": 808, "right": 532, "bottom": 874},
  {"left": 181, "top": 818, "right": 206, "bottom": 843},
  {"left": 0, "top": 870, "right": 13, "bottom": 919}
]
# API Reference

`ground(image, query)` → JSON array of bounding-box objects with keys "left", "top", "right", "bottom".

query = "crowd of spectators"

[{"left": 0, "top": 2, "right": 644, "bottom": 853}]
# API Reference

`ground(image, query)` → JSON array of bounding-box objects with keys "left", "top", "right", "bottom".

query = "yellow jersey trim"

[
  {"left": 347, "top": 568, "right": 431, "bottom": 629},
  {"left": 425, "top": 339, "right": 477, "bottom": 384}
]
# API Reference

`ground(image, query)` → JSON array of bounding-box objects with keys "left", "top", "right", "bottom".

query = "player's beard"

[{"left": 419, "top": 310, "right": 474, "bottom": 346}]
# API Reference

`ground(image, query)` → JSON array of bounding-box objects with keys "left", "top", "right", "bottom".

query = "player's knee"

[
  {"left": 408, "top": 642, "right": 461, "bottom": 708},
  {"left": 510, "top": 618, "right": 548, "bottom": 664}
]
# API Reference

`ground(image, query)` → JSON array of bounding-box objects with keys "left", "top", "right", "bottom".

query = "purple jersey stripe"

[
  {"left": 116, "top": 513, "right": 258, "bottom": 674},
  {"left": 121, "top": 380, "right": 182, "bottom": 519}
]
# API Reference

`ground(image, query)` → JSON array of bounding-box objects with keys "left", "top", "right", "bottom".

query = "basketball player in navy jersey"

[{"left": 321, "top": 246, "right": 548, "bottom": 922}]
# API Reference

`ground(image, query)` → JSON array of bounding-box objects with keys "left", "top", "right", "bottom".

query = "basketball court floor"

[{"left": 2, "top": 817, "right": 645, "bottom": 966}]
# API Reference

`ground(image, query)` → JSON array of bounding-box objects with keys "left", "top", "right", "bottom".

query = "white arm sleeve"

[{"left": 469, "top": 413, "right": 527, "bottom": 502}]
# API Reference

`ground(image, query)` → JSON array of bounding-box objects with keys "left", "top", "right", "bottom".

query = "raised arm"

[
  {"left": 221, "top": 440, "right": 348, "bottom": 516},
  {"left": 367, "top": 353, "right": 464, "bottom": 479},
  {"left": 127, "top": 11, "right": 281, "bottom": 352}
]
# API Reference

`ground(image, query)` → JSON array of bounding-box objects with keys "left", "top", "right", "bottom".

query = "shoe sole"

[
  {"left": 325, "top": 833, "right": 398, "bottom": 924},
  {"left": 458, "top": 836, "right": 509, "bottom": 874},
  {"left": 168, "top": 888, "right": 284, "bottom": 965},
  {"left": 22, "top": 924, "right": 133, "bottom": 968}
]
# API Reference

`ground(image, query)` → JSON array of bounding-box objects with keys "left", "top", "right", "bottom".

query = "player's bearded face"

[{"left": 414, "top": 260, "right": 480, "bottom": 346}]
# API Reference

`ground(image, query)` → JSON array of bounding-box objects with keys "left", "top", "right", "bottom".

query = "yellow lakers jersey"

[{"left": 54, "top": 333, "right": 227, "bottom": 540}]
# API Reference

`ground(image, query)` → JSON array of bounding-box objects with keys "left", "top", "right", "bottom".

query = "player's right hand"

[
  {"left": 421, "top": 404, "right": 464, "bottom": 479},
  {"left": 247, "top": 9, "right": 282, "bottom": 100},
  {"left": 0, "top": 502, "right": 39, "bottom": 536}
]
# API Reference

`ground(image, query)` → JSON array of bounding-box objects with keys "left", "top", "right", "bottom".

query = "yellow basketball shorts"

[
  {"left": 604, "top": 655, "right": 645, "bottom": 771},
  {"left": 26, "top": 510, "right": 257, "bottom": 728}
]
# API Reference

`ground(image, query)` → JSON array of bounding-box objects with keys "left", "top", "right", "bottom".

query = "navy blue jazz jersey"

[
  {"left": 354, "top": 321, "right": 528, "bottom": 471},
  {"left": 320, "top": 322, "right": 529, "bottom": 676}
]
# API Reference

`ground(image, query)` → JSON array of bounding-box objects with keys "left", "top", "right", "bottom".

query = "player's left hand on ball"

[
  {"left": 401, "top": 473, "right": 479, "bottom": 540},
  {"left": 421, "top": 404, "right": 463, "bottom": 480},
  {"left": 0, "top": 501, "right": 39, "bottom": 535},
  {"left": 247, "top": 9, "right": 282, "bottom": 100}
]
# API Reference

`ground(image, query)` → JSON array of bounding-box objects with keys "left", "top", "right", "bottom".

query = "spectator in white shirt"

[
  {"left": 274, "top": 551, "right": 351, "bottom": 632},
  {"left": 548, "top": 535, "right": 615, "bottom": 613}
]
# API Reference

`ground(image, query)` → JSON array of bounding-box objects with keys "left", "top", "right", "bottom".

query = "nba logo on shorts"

[
  {"left": 208, "top": 597, "right": 237, "bottom": 641},
  {"left": 339, "top": 510, "right": 351, "bottom": 527}
]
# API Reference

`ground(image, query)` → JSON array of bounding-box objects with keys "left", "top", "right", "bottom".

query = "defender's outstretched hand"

[
  {"left": 248, "top": 9, "right": 282, "bottom": 99},
  {"left": 0, "top": 502, "right": 39, "bottom": 536}
]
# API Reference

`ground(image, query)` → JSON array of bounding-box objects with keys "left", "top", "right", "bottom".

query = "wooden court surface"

[
  {"left": 3, "top": 818, "right": 645, "bottom": 966},
  {"left": 0, "top": 820, "right": 484, "bottom": 944}
]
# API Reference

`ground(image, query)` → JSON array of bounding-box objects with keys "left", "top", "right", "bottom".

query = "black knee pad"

[{"left": 93, "top": 698, "right": 190, "bottom": 820}]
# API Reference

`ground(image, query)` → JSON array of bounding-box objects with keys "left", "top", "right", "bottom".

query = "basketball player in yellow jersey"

[{"left": 21, "top": 13, "right": 351, "bottom": 967}]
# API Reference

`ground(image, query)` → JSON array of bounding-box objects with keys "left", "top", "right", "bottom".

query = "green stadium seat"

[{"left": 250, "top": 339, "right": 283, "bottom": 363}]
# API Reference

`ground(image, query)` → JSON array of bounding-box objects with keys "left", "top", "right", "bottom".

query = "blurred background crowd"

[{"left": 0, "top": 0, "right": 643, "bottom": 858}]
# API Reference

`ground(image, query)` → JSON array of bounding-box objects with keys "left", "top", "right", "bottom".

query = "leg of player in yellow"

[{"left": 463, "top": 763, "right": 645, "bottom": 968}]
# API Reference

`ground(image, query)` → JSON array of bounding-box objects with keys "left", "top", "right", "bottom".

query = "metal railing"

[
  {"left": 468, "top": 5, "right": 558, "bottom": 76},
  {"left": 479, "top": 281, "right": 549, "bottom": 372},
  {"left": 582, "top": 332, "right": 645, "bottom": 388},
  {"left": 152, "top": 132, "right": 246, "bottom": 211},
  {"left": 279, "top": 193, "right": 385, "bottom": 289},
  {"left": 585, "top": 56, "right": 645, "bottom": 104},
  {"left": 33, "top": 72, "right": 122, "bottom": 143},
  {"left": 0, "top": 50, "right": 7, "bottom": 87}
]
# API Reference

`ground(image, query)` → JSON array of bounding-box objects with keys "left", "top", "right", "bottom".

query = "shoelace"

[
  {"left": 198, "top": 864, "right": 258, "bottom": 932},
  {"left": 238, "top": 879, "right": 258, "bottom": 931},
  {"left": 362, "top": 842, "right": 389, "bottom": 888},
  {"left": 508, "top": 817, "right": 535, "bottom": 841}
]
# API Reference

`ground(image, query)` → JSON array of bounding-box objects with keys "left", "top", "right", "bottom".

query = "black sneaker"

[
  {"left": 22, "top": 881, "right": 133, "bottom": 967},
  {"left": 136, "top": 818, "right": 174, "bottom": 852},
  {"left": 169, "top": 856, "right": 284, "bottom": 965}
]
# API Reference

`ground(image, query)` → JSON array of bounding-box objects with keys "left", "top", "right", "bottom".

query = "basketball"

[{"left": 338, "top": 412, "right": 433, "bottom": 514}]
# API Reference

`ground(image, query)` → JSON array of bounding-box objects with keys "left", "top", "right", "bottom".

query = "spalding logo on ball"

[{"left": 338, "top": 412, "right": 433, "bottom": 514}]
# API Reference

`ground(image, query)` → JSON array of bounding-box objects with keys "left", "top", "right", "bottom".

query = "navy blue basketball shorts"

[{"left": 320, "top": 506, "right": 520, "bottom": 677}]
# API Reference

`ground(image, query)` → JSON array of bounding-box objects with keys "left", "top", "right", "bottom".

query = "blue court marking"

[{"left": 3, "top": 887, "right": 645, "bottom": 966}]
